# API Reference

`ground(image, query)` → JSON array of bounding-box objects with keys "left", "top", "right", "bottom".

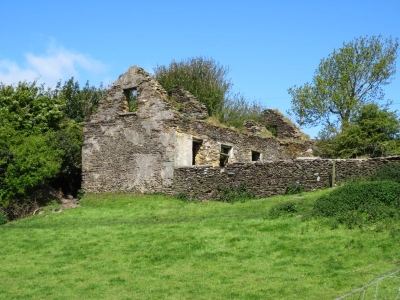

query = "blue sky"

[{"left": 1, "top": 0, "right": 399, "bottom": 138}]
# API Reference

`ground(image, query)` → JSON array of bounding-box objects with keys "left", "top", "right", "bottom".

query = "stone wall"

[
  {"left": 82, "top": 65, "right": 314, "bottom": 195},
  {"left": 171, "top": 156, "right": 400, "bottom": 200},
  {"left": 82, "top": 66, "right": 178, "bottom": 194},
  {"left": 167, "top": 118, "right": 313, "bottom": 167},
  {"left": 260, "top": 109, "right": 305, "bottom": 140},
  {"left": 169, "top": 86, "right": 209, "bottom": 120}
]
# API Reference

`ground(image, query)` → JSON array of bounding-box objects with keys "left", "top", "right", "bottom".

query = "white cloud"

[{"left": 0, "top": 44, "right": 106, "bottom": 86}]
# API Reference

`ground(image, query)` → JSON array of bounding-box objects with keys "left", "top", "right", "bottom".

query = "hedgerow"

[
  {"left": 370, "top": 162, "right": 400, "bottom": 183},
  {"left": 313, "top": 180, "right": 400, "bottom": 228}
]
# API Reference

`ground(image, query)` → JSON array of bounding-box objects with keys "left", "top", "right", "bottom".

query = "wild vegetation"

[
  {"left": 153, "top": 56, "right": 265, "bottom": 129},
  {"left": 0, "top": 80, "right": 105, "bottom": 217}
]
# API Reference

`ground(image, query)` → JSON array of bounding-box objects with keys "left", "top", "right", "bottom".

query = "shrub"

[
  {"left": 218, "top": 182, "right": 255, "bottom": 203},
  {"left": 0, "top": 131, "right": 62, "bottom": 207},
  {"left": 371, "top": 162, "right": 400, "bottom": 183},
  {"left": 313, "top": 181, "right": 400, "bottom": 228},
  {"left": 268, "top": 200, "right": 298, "bottom": 219},
  {"left": 2, "top": 201, "right": 40, "bottom": 221},
  {"left": 153, "top": 56, "right": 232, "bottom": 117},
  {"left": 285, "top": 183, "right": 304, "bottom": 195},
  {"left": 77, "top": 189, "right": 85, "bottom": 200},
  {"left": 176, "top": 192, "right": 189, "bottom": 202},
  {"left": 218, "top": 94, "right": 265, "bottom": 129},
  {"left": 0, "top": 211, "right": 7, "bottom": 225}
]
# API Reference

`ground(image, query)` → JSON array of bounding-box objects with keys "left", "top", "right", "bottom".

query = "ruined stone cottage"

[{"left": 82, "top": 66, "right": 313, "bottom": 195}]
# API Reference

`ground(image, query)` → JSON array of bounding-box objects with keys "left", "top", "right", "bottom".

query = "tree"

[
  {"left": 0, "top": 81, "right": 65, "bottom": 133},
  {"left": 0, "top": 125, "right": 62, "bottom": 207},
  {"left": 56, "top": 78, "right": 106, "bottom": 123},
  {"left": 153, "top": 56, "right": 232, "bottom": 116},
  {"left": 315, "top": 104, "right": 400, "bottom": 158},
  {"left": 288, "top": 35, "right": 398, "bottom": 131},
  {"left": 0, "top": 79, "right": 105, "bottom": 207}
]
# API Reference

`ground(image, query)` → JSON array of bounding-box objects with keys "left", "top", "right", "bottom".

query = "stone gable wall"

[
  {"left": 82, "top": 66, "right": 178, "bottom": 194},
  {"left": 261, "top": 109, "right": 305, "bottom": 140},
  {"left": 169, "top": 86, "right": 209, "bottom": 120},
  {"left": 171, "top": 156, "right": 400, "bottom": 200}
]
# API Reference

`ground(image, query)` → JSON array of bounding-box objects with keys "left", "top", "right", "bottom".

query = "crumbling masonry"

[
  {"left": 82, "top": 66, "right": 399, "bottom": 199},
  {"left": 82, "top": 66, "right": 313, "bottom": 194}
]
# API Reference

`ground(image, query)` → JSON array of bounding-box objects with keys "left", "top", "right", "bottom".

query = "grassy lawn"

[{"left": 1, "top": 190, "right": 399, "bottom": 299}]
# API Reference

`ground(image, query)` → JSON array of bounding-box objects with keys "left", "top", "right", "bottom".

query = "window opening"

[
  {"left": 124, "top": 88, "right": 138, "bottom": 112},
  {"left": 192, "top": 140, "right": 202, "bottom": 165},
  {"left": 252, "top": 151, "right": 261, "bottom": 162},
  {"left": 220, "top": 145, "right": 232, "bottom": 167}
]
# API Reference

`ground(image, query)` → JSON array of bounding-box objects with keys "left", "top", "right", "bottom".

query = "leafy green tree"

[
  {"left": 288, "top": 35, "right": 398, "bottom": 131},
  {"left": 0, "top": 126, "right": 62, "bottom": 206},
  {"left": 56, "top": 78, "right": 106, "bottom": 122},
  {"left": 51, "top": 120, "right": 84, "bottom": 195},
  {"left": 153, "top": 56, "right": 232, "bottom": 116},
  {"left": 0, "top": 78, "right": 105, "bottom": 206},
  {"left": 0, "top": 81, "right": 65, "bottom": 133},
  {"left": 315, "top": 104, "right": 400, "bottom": 158}
]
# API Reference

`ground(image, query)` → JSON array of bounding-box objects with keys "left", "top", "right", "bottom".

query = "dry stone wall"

[
  {"left": 82, "top": 65, "right": 314, "bottom": 195},
  {"left": 171, "top": 156, "right": 400, "bottom": 200}
]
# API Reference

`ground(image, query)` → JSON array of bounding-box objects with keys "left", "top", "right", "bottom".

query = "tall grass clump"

[
  {"left": 217, "top": 182, "right": 255, "bottom": 203},
  {"left": 268, "top": 200, "right": 298, "bottom": 219},
  {"left": 218, "top": 93, "right": 265, "bottom": 129},
  {"left": 313, "top": 181, "right": 400, "bottom": 228}
]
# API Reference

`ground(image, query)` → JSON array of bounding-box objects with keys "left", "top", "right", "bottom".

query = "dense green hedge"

[
  {"left": 0, "top": 80, "right": 104, "bottom": 215},
  {"left": 313, "top": 181, "right": 400, "bottom": 227},
  {"left": 370, "top": 162, "right": 400, "bottom": 183}
]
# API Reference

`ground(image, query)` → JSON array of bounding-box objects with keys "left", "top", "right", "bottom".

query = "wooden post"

[{"left": 331, "top": 160, "right": 336, "bottom": 187}]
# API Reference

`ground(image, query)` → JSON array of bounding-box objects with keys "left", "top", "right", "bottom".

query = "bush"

[
  {"left": 0, "top": 131, "right": 62, "bottom": 207},
  {"left": 285, "top": 183, "right": 304, "bottom": 195},
  {"left": 153, "top": 57, "right": 232, "bottom": 117},
  {"left": 0, "top": 212, "right": 7, "bottom": 225},
  {"left": 1, "top": 201, "right": 41, "bottom": 221},
  {"left": 218, "top": 182, "right": 255, "bottom": 203},
  {"left": 268, "top": 200, "right": 298, "bottom": 219},
  {"left": 77, "top": 189, "right": 85, "bottom": 200},
  {"left": 371, "top": 162, "right": 400, "bottom": 183},
  {"left": 218, "top": 93, "right": 265, "bottom": 129},
  {"left": 313, "top": 181, "right": 400, "bottom": 228}
]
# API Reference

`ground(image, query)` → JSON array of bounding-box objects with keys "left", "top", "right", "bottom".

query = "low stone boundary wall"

[{"left": 171, "top": 156, "right": 400, "bottom": 200}]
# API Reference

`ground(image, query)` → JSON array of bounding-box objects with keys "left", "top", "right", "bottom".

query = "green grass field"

[{"left": 1, "top": 190, "right": 399, "bottom": 299}]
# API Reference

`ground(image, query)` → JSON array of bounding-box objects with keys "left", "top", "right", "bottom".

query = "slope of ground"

[{"left": 0, "top": 191, "right": 399, "bottom": 299}]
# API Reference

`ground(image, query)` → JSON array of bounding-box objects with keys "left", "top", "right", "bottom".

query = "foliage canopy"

[
  {"left": 315, "top": 103, "right": 400, "bottom": 158},
  {"left": 153, "top": 56, "right": 232, "bottom": 116},
  {"left": 0, "top": 79, "right": 104, "bottom": 209},
  {"left": 153, "top": 56, "right": 266, "bottom": 128},
  {"left": 288, "top": 35, "right": 398, "bottom": 131}
]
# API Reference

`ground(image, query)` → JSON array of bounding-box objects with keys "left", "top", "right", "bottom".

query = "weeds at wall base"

[
  {"left": 217, "top": 182, "right": 255, "bottom": 203},
  {"left": 176, "top": 192, "right": 199, "bottom": 203}
]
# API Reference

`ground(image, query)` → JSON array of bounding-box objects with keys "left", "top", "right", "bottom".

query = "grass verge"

[{"left": 0, "top": 191, "right": 399, "bottom": 299}]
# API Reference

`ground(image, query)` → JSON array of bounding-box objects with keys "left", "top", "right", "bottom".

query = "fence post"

[{"left": 331, "top": 160, "right": 336, "bottom": 187}]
